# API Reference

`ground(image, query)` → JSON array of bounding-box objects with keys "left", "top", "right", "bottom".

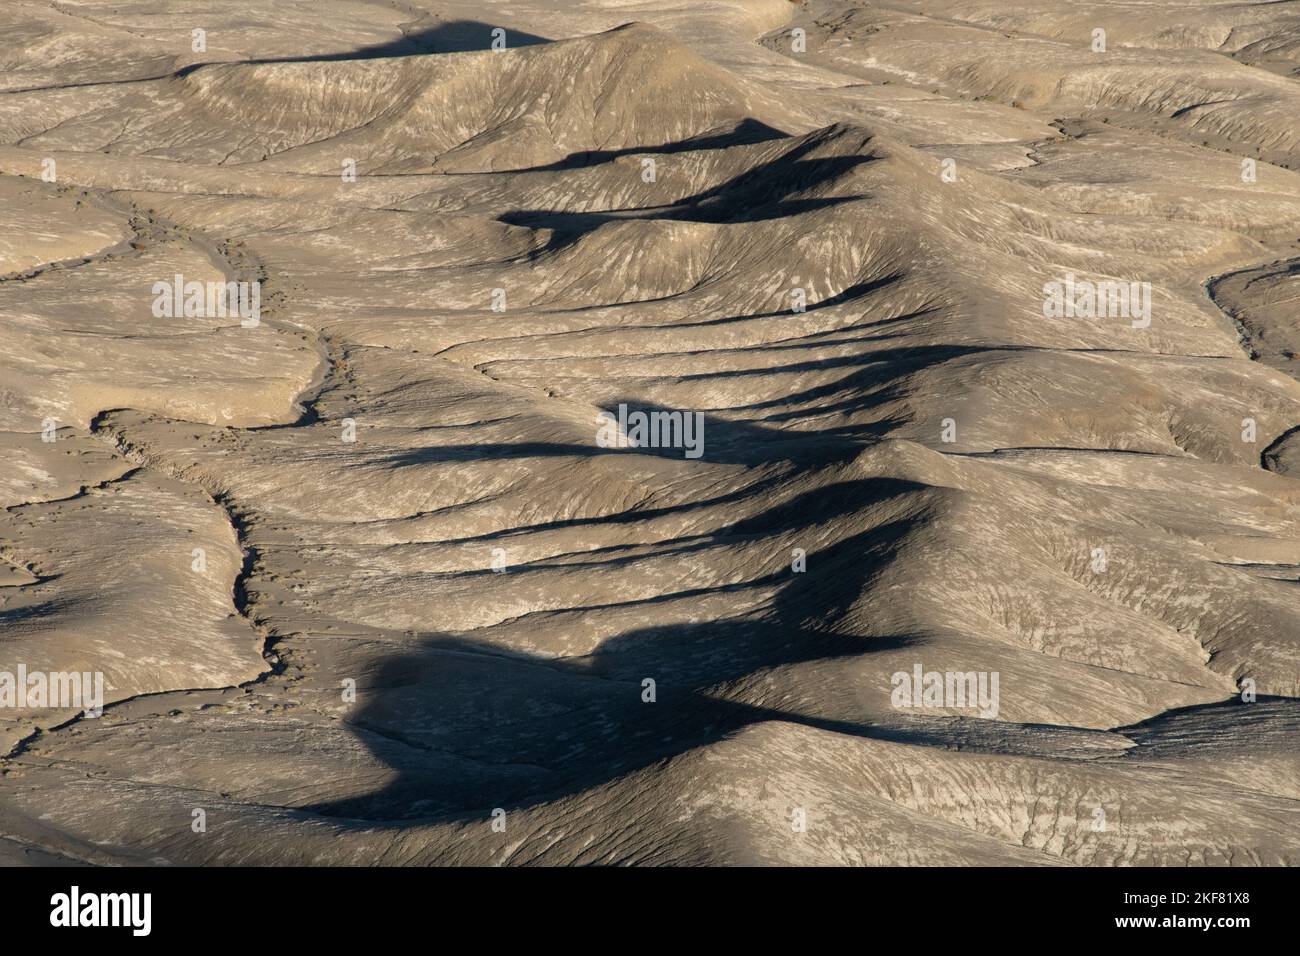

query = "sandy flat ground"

[{"left": 0, "top": 0, "right": 1298, "bottom": 865}]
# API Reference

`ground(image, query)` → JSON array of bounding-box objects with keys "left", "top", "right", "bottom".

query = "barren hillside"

[{"left": 1, "top": 0, "right": 1297, "bottom": 866}]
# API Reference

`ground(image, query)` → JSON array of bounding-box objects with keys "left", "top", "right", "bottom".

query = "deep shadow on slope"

[
  {"left": 298, "top": 413, "right": 924, "bottom": 821},
  {"left": 246, "top": 21, "right": 551, "bottom": 62},
  {"left": 500, "top": 128, "right": 879, "bottom": 253},
  {"left": 167, "top": 21, "right": 553, "bottom": 82},
  {"left": 516, "top": 118, "right": 789, "bottom": 171},
  {"left": 303, "top": 479, "right": 930, "bottom": 822}
]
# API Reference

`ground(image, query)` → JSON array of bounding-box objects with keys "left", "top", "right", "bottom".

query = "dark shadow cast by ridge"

[
  {"left": 0, "top": 599, "right": 68, "bottom": 625},
  {"left": 171, "top": 21, "right": 552, "bottom": 75},
  {"left": 499, "top": 130, "right": 879, "bottom": 254},
  {"left": 364, "top": 404, "right": 912, "bottom": 558},
  {"left": 695, "top": 344, "right": 981, "bottom": 420},
  {"left": 515, "top": 117, "right": 790, "bottom": 172},
  {"left": 302, "top": 490, "right": 934, "bottom": 824},
  {"left": 243, "top": 21, "right": 552, "bottom": 61},
  {"left": 374, "top": 394, "right": 902, "bottom": 474}
]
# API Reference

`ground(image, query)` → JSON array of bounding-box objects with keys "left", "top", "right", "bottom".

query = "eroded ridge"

[{"left": 0, "top": 1, "right": 1298, "bottom": 866}]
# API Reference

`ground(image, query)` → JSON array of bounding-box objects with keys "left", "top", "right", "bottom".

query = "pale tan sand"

[{"left": 0, "top": 0, "right": 1297, "bottom": 865}]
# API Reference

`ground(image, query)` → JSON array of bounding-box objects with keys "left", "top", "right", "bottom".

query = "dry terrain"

[{"left": 1, "top": 0, "right": 1298, "bottom": 865}]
